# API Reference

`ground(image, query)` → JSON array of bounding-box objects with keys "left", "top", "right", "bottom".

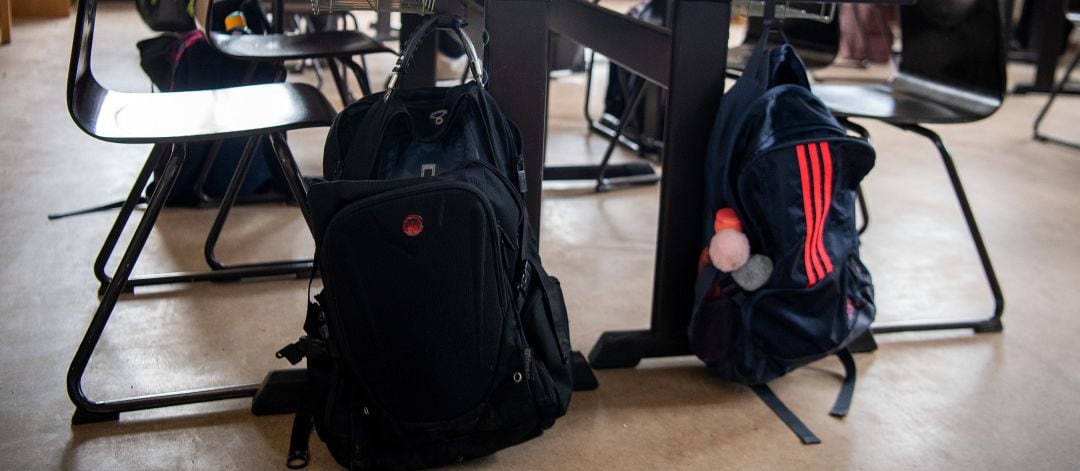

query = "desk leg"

[
  {"left": 588, "top": 0, "right": 731, "bottom": 368},
  {"left": 1013, "top": 0, "right": 1069, "bottom": 94},
  {"left": 486, "top": 0, "right": 549, "bottom": 229},
  {"left": 487, "top": 0, "right": 598, "bottom": 384}
]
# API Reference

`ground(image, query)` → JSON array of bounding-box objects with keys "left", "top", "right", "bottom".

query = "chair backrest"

[
  {"left": 896, "top": 0, "right": 1007, "bottom": 103},
  {"left": 66, "top": 0, "right": 336, "bottom": 143},
  {"left": 66, "top": 0, "right": 107, "bottom": 138}
]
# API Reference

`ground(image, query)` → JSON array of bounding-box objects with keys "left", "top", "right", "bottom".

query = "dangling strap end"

[
  {"left": 275, "top": 342, "right": 305, "bottom": 365},
  {"left": 830, "top": 349, "right": 858, "bottom": 418},
  {"left": 750, "top": 384, "right": 822, "bottom": 445},
  {"left": 286, "top": 409, "right": 313, "bottom": 469}
]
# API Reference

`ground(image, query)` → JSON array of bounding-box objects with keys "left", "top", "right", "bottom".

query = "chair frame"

[
  {"left": 1032, "top": 12, "right": 1080, "bottom": 151},
  {"left": 65, "top": 0, "right": 330, "bottom": 424},
  {"left": 822, "top": 0, "right": 1007, "bottom": 336}
]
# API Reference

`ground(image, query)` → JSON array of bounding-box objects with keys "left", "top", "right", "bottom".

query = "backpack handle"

[
  {"left": 744, "top": 0, "right": 781, "bottom": 83},
  {"left": 384, "top": 15, "right": 485, "bottom": 102}
]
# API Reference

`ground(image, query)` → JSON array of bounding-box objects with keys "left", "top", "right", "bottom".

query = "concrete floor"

[{"left": 2, "top": 3, "right": 1080, "bottom": 470}]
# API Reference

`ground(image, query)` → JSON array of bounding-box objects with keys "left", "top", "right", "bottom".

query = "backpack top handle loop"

[{"left": 385, "top": 15, "right": 485, "bottom": 102}]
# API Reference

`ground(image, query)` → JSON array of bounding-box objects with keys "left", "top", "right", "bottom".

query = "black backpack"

[
  {"left": 689, "top": 5, "right": 876, "bottom": 445},
  {"left": 275, "top": 16, "right": 574, "bottom": 470}
]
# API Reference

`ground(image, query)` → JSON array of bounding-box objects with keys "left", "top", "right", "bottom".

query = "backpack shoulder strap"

[
  {"left": 286, "top": 408, "right": 313, "bottom": 469},
  {"left": 750, "top": 348, "right": 858, "bottom": 445},
  {"left": 750, "top": 383, "right": 822, "bottom": 445},
  {"left": 830, "top": 348, "right": 857, "bottom": 417}
]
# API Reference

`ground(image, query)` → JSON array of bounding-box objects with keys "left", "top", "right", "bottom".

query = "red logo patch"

[{"left": 402, "top": 214, "right": 424, "bottom": 237}]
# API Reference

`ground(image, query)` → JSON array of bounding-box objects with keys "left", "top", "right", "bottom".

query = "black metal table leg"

[{"left": 587, "top": 0, "right": 731, "bottom": 369}]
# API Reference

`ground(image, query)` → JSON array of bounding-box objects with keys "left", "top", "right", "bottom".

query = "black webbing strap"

[
  {"left": 286, "top": 408, "right": 313, "bottom": 469},
  {"left": 751, "top": 349, "right": 859, "bottom": 445},
  {"left": 750, "top": 384, "right": 821, "bottom": 445},
  {"left": 830, "top": 348, "right": 857, "bottom": 418},
  {"left": 47, "top": 198, "right": 141, "bottom": 220}
]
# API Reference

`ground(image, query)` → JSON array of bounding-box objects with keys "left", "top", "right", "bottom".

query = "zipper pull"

[
  {"left": 523, "top": 347, "right": 533, "bottom": 381},
  {"left": 516, "top": 157, "right": 528, "bottom": 194}
]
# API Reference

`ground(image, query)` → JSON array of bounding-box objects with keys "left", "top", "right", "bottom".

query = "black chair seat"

[
  {"left": 72, "top": 80, "right": 336, "bottom": 143},
  {"left": 210, "top": 29, "right": 395, "bottom": 61},
  {"left": 813, "top": 80, "right": 1002, "bottom": 125}
]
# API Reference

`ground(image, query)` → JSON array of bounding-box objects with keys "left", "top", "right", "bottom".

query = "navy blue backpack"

[{"left": 689, "top": 5, "right": 876, "bottom": 444}]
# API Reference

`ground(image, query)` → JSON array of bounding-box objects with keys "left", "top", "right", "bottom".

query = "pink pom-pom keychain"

[{"left": 708, "top": 208, "right": 750, "bottom": 272}]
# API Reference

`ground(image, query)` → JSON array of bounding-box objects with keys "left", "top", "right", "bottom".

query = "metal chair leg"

[
  {"left": 202, "top": 137, "right": 260, "bottom": 270},
  {"left": 1033, "top": 49, "right": 1080, "bottom": 150},
  {"left": 583, "top": 49, "right": 597, "bottom": 125},
  {"left": 94, "top": 137, "right": 314, "bottom": 294},
  {"left": 545, "top": 79, "right": 660, "bottom": 190},
  {"left": 92, "top": 144, "right": 169, "bottom": 290},
  {"left": 268, "top": 132, "right": 313, "bottom": 228},
  {"left": 68, "top": 144, "right": 264, "bottom": 424},
  {"left": 873, "top": 123, "right": 1005, "bottom": 334},
  {"left": 839, "top": 117, "right": 872, "bottom": 235},
  {"left": 550, "top": 20, "right": 660, "bottom": 191},
  {"left": 326, "top": 57, "right": 355, "bottom": 105},
  {"left": 340, "top": 56, "right": 373, "bottom": 97},
  {"left": 582, "top": 40, "right": 658, "bottom": 155},
  {"left": 856, "top": 185, "right": 870, "bottom": 236},
  {"left": 190, "top": 139, "right": 287, "bottom": 209},
  {"left": 202, "top": 135, "right": 314, "bottom": 276},
  {"left": 193, "top": 140, "right": 226, "bottom": 207},
  {"left": 595, "top": 81, "right": 653, "bottom": 192}
]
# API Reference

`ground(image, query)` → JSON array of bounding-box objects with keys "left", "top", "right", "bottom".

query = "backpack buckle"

[
  {"left": 276, "top": 341, "right": 305, "bottom": 365},
  {"left": 276, "top": 336, "right": 327, "bottom": 365}
]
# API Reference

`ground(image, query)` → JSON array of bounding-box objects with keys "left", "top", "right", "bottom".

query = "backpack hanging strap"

[
  {"left": 830, "top": 348, "right": 857, "bottom": 418},
  {"left": 749, "top": 384, "right": 821, "bottom": 445}
]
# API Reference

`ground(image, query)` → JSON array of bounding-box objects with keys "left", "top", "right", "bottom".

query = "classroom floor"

[{"left": 2, "top": 3, "right": 1080, "bottom": 470}]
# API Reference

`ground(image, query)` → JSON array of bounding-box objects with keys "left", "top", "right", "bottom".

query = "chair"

[
  {"left": 544, "top": 0, "right": 663, "bottom": 192},
  {"left": 811, "top": 0, "right": 1006, "bottom": 335},
  {"left": 202, "top": 0, "right": 395, "bottom": 105},
  {"left": 175, "top": 0, "right": 393, "bottom": 280},
  {"left": 65, "top": 0, "right": 336, "bottom": 423},
  {"left": 1032, "top": 9, "right": 1080, "bottom": 150}
]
